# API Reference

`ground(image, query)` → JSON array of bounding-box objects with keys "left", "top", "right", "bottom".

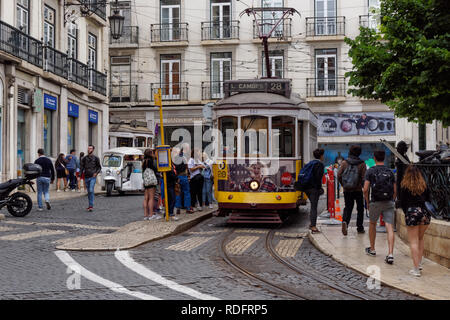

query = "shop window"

[
  {"left": 241, "top": 116, "right": 268, "bottom": 158},
  {"left": 44, "top": 109, "right": 53, "bottom": 156},
  {"left": 272, "top": 116, "right": 295, "bottom": 158}
]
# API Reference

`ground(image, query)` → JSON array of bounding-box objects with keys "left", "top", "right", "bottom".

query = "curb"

[
  {"left": 56, "top": 210, "right": 214, "bottom": 252},
  {"left": 307, "top": 232, "right": 428, "bottom": 300}
]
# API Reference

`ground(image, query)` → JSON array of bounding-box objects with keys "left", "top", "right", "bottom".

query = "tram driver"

[{"left": 230, "top": 162, "right": 278, "bottom": 192}]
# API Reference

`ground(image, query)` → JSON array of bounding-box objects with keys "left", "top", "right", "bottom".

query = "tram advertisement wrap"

[
  {"left": 318, "top": 112, "right": 395, "bottom": 136},
  {"left": 217, "top": 159, "right": 296, "bottom": 193}
]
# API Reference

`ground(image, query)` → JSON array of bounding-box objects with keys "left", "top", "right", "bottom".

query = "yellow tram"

[{"left": 212, "top": 79, "right": 318, "bottom": 223}]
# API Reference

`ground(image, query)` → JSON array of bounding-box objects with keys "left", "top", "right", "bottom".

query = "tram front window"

[
  {"left": 242, "top": 116, "right": 268, "bottom": 158},
  {"left": 272, "top": 116, "right": 295, "bottom": 158},
  {"left": 219, "top": 116, "right": 237, "bottom": 157}
]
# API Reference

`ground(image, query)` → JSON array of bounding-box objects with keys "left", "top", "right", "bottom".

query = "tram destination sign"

[{"left": 224, "top": 79, "right": 291, "bottom": 98}]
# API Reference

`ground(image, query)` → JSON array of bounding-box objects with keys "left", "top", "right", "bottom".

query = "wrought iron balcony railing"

[
  {"left": 89, "top": 68, "right": 107, "bottom": 96},
  {"left": 80, "top": 0, "right": 106, "bottom": 20},
  {"left": 201, "top": 21, "right": 239, "bottom": 41},
  {"left": 151, "top": 23, "right": 188, "bottom": 43},
  {"left": 253, "top": 18, "right": 292, "bottom": 40},
  {"left": 306, "top": 77, "right": 346, "bottom": 97},
  {"left": 306, "top": 16, "right": 346, "bottom": 37},
  {"left": 417, "top": 164, "right": 450, "bottom": 220},
  {"left": 110, "top": 26, "right": 139, "bottom": 45},
  {"left": 359, "top": 14, "right": 380, "bottom": 30},
  {"left": 150, "top": 82, "right": 188, "bottom": 101},
  {"left": 0, "top": 20, "right": 43, "bottom": 67},
  {"left": 202, "top": 81, "right": 226, "bottom": 100},
  {"left": 43, "top": 46, "right": 67, "bottom": 79},
  {"left": 110, "top": 84, "right": 138, "bottom": 103},
  {"left": 68, "top": 58, "right": 89, "bottom": 88}
]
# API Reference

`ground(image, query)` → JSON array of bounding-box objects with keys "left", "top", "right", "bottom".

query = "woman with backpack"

[
  {"left": 202, "top": 152, "right": 214, "bottom": 209},
  {"left": 142, "top": 149, "right": 159, "bottom": 220},
  {"left": 400, "top": 165, "right": 431, "bottom": 277},
  {"left": 55, "top": 153, "right": 68, "bottom": 192}
]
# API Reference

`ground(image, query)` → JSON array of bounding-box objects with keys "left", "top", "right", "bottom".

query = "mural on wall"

[{"left": 318, "top": 112, "right": 396, "bottom": 136}]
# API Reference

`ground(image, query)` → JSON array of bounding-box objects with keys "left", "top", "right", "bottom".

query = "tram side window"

[
  {"left": 242, "top": 116, "right": 268, "bottom": 158},
  {"left": 272, "top": 116, "right": 295, "bottom": 158},
  {"left": 219, "top": 116, "right": 237, "bottom": 157}
]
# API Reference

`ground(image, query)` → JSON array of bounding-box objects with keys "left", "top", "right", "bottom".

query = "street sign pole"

[{"left": 154, "top": 89, "right": 170, "bottom": 222}]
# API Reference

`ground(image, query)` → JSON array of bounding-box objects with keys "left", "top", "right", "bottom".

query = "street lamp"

[{"left": 109, "top": 0, "right": 125, "bottom": 40}]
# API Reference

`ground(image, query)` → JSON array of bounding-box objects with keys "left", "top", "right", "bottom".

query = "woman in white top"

[{"left": 188, "top": 148, "right": 205, "bottom": 211}]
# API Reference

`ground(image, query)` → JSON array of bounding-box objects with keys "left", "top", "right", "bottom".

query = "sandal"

[{"left": 309, "top": 226, "right": 320, "bottom": 233}]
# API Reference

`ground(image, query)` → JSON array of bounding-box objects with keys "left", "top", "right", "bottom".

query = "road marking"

[
  {"left": 55, "top": 251, "right": 159, "bottom": 300},
  {"left": 187, "top": 230, "right": 229, "bottom": 235},
  {"left": 234, "top": 229, "right": 268, "bottom": 234},
  {"left": 3, "top": 220, "right": 119, "bottom": 231},
  {"left": 226, "top": 236, "right": 259, "bottom": 255},
  {"left": 115, "top": 250, "right": 219, "bottom": 300},
  {"left": 0, "top": 226, "right": 16, "bottom": 232},
  {"left": 275, "top": 239, "right": 304, "bottom": 258},
  {"left": 275, "top": 232, "right": 307, "bottom": 238},
  {"left": 166, "top": 237, "right": 212, "bottom": 251},
  {"left": 0, "top": 229, "right": 66, "bottom": 241}
]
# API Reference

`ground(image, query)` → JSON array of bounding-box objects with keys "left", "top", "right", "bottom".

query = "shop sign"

[
  {"left": 44, "top": 94, "right": 57, "bottom": 111},
  {"left": 68, "top": 102, "right": 79, "bottom": 118},
  {"left": 318, "top": 112, "right": 395, "bottom": 137},
  {"left": 88, "top": 110, "right": 98, "bottom": 123}
]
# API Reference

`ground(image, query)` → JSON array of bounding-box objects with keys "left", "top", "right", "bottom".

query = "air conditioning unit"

[{"left": 17, "top": 87, "right": 31, "bottom": 106}]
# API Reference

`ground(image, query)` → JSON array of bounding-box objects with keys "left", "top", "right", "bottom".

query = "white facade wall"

[
  {"left": 109, "top": 0, "right": 449, "bottom": 162},
  {"left": 0, "top": 0, "right": 110, "bottom": 181}
]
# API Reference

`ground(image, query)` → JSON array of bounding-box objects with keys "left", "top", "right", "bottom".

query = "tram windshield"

[
  {"left": 219, "top": 116, "right": 238, "bottom": 157},
  {"left": 242, "top": 116, "right": 268, "bottom": 158},
  {"left": 272, "top": 116, "right": 295, "bottom": 158}
]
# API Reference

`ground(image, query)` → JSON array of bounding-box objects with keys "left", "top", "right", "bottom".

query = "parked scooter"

[{"left": 0, "top": 164, "right": 42, "bottom": 217}]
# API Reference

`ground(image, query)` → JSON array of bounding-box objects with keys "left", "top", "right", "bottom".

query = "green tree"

[{"left": 345, "top": 0, "right": 450, "bottom": 126}]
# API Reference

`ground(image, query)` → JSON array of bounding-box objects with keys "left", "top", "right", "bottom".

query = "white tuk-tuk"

[{"left": 101, "top": 147, "right": 145, "bottom": 196}]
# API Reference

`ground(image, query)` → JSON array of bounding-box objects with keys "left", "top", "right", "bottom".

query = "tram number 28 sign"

[{"left": 217, "top": 161, "right": 228, "bottom": 180}]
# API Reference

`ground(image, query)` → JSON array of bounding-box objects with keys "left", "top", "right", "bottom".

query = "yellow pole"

[{"left": 156, "top": 89, "right": 170, "bottom": 222}]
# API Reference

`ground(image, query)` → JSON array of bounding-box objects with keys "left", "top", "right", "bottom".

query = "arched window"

[{"left": 272, "top": 116, "right": 295, "bottom": 157}]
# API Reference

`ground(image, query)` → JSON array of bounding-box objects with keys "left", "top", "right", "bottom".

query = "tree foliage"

[{"left": 345, "top": 0, "right": 450, "bottom": 126}]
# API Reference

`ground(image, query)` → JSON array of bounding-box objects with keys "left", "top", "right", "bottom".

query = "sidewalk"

[
  {"left": 55, "top": 206, "right": 216, "bottom": 251},
  {"left": 23, "top": 183, "right": 103, "bottom": 204},
  {"left": 309, "top": 213, "right": 450, "bottom": 300}
]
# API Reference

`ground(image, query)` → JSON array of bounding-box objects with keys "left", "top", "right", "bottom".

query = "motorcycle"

[{"left": 0, "top": 163, "right": 42, "bottom": 217}]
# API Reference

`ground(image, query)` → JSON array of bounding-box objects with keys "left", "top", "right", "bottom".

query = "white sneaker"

[
  {"left": 170, "top": 216, "right": 179, "bottom": 221},
  {"left": 78, "top": 189, "right": 81, "bottom": 193},
  {"left": 56, "top": 190, "right": 61, "bottom": 193},
  {"left": 148, "top": 215, "right": 155, "bottom": 220},
  {"left": 154, "top": 215, "right": 162, "bottom": 220},
  {"left": 197, "top": 206, "right": 203, "bottom": 211},
  {"left": 208, "top": 204, "right": 213, "bottom": 209},
  {"left": 37, "top": 208, "right": 44, "bottom": 212},
  {"left": 409, "top": 269, "right": 421, "bottom": 277}
]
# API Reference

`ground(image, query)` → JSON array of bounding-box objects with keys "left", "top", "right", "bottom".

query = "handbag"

[{"left": 143, "top": 167, "right": 158, "bottom": 187}]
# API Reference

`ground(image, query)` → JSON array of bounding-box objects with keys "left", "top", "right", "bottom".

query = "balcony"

[
  {"left": 89, "top": 68, "right": 107, "bottom": 96},
  {"left": 67, "top": 58, "right": 89, "bottom": 88},
  {"left": 306, "top": 77, "right": 346, "bottom": 101},
  {"left": 150, "top": 23, "right": 188, "bottom": 47},
  {"left": 150, "top": 82, "right": 188, "bottom": 102},
  {"left": 43, "top": 46, "right": 67, "bottom": 79},
  {"left": 359, "top": 15, "right": 380, "bottom": 30},
  {"left": 110, "top": 84, "right": 138, "bottom": 103},
  {"left": 0, "top": 20, "right": 42, "bottom": 67},
  {"left": 253, "top": 18, "right": 292, "bottom": 42},
  {"left": 80, "top": 0, "right": 106, "bottom": 20},
  {"left": 202, "top": 81, "right": 225, "bottom": 101},
  {"left": 305, "top": 16, "right": 346, "bottom": 40},
  {"left": 110, "top": 26, "right": 139, "bottom": 47},
  {"left": 201, "top": 21, "right": 239, "bottom": 44}
]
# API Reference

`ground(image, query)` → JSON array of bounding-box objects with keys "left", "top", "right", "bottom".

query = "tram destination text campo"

[{"left": 180, "top": 304, "right": 268, "bottom": 318}]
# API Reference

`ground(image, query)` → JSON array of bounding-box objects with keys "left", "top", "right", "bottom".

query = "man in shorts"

[{"left": 363, "top": 150, "right": 397, "bottom": 264}]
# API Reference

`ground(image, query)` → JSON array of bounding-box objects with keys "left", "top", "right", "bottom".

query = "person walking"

[
  {"left": 303, "top": 148, "right": 325, "bottom": 233},
  {"left": 338, "top": 145, "right": 367, "bottom": 235},
  {"left": 189, "top": 148, "right": 205, "bottom": 211},
  {"left": 173, "top": 147, "right": 193, "bottom": 214},
  {"left": 400, "top": 165, "right": 431, "bottom": 277},
  {"left": 65, "top": 149, "right": 78, "bottom": 191},
  {"left": 55, "top": 153, "right": 68, "bottom": 192},
  {"left": 80, "top": 145, "right": 102, "bottom": 212},
  {"left": 34, "top": 149, "right": 55, "bottom": 211},
  {"left": 142, "top": 149, "right": 159, "bottom": 220},
  {"left": 202, "top": 152, "right": 214, "bottom": 209},
  {"left": 363, "top": 150, "right": 396, "bottom": 264}
]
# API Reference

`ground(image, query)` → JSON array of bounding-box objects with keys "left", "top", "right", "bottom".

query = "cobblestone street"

[{"left": 0, "top": 193, "right": 421, "bottom": 300}]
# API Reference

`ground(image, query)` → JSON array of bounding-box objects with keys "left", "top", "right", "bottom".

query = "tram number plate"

[
  {"left": 217, "top": 160, "right": 228, "bottom": 180},
  {"left": 249, "top": 109, "right": 258, "bottom": 114}
]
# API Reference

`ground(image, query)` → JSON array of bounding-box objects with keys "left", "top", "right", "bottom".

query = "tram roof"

[{"left": 214, "top": 92, "right": 309, "bottom": 110}]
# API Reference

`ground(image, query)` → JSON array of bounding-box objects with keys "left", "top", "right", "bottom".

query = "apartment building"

[
  {"left": 108, "top": 0, "right": 449, "bottom": 164},
  {"left": 0, "top": 0, "right": 109, "bottom": 181}
]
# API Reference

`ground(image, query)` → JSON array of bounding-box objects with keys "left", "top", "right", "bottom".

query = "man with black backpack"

[
  {"left": 338, "top": 145, "right": 367, "bottom": 235},
  {"left": 296, "top": 148, "right": 325, "bottom": 233},
  {"left": 363, "top": 150, "right": 397, "bottom": 265}
]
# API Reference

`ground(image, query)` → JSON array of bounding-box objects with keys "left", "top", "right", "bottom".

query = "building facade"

[
  {"left": 0, "top": 0, "right": 109, "bottom": 181},
  {"left": 108, "top": 0, "right": 449, "bottom": 164}
]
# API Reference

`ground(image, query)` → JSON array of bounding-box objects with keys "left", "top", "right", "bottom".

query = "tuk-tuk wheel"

[{"left": 106, "top": 182, "right": 114, "bottom": 197}]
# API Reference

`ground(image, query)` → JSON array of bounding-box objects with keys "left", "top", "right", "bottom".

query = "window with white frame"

[
  {"left": 368, "top": 0, "right": 380, "bottom": 30},
  {"left": 68, "top": 22, "right": 78, "bottom": 59},
  {"left": 88, "top": 33, "right": 97, "bottom": 69},
  {"left": 211, "top": 52, "right": 231, "bottom": 98},
  {"left": 160, "top": 54, "right": 181, "bottom": 99},
  {"left": 262, "top": 50, "right": 284, "bottom": 78},
  {"left": 43, "top": 5, "right": 55, "bottom": 47},
  {"left": 161, "top": 0, "right": 181, "bottom": 41},
  {"left": 261, "top": 0, "right": 284, "bottom": 36},
  {"left": 211, "top": 0, "right": 231, "bottom": 39},
  {"left": 315, "top": 0, "right": 337, "bottom": 35},
  {"left": 315, "top": 48, "right": 337, "bottom": 95},
  {"left": 16, "top": 0, "right": 29, "bottom": 33}
]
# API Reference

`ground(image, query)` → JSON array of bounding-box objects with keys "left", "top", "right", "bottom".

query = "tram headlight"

[{"left": 249, "top": 180, "right": 260, "bottom": 191}]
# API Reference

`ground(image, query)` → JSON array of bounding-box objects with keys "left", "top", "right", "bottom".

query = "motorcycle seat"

[{"left": 0, "top": 179, "right": 23, "bottom": 190}]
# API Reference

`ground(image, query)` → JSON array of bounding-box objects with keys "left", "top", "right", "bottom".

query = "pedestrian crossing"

[
  {"left": 166, "top": 237, "right": 213, "bottom": 251},
  {"left": 0, "top": 229, "right": 66, "bottom": 241}
]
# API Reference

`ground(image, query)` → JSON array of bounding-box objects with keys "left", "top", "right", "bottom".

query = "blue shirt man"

[{"left": 65, "top": 149, "right": 78, "bottom": 190}]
